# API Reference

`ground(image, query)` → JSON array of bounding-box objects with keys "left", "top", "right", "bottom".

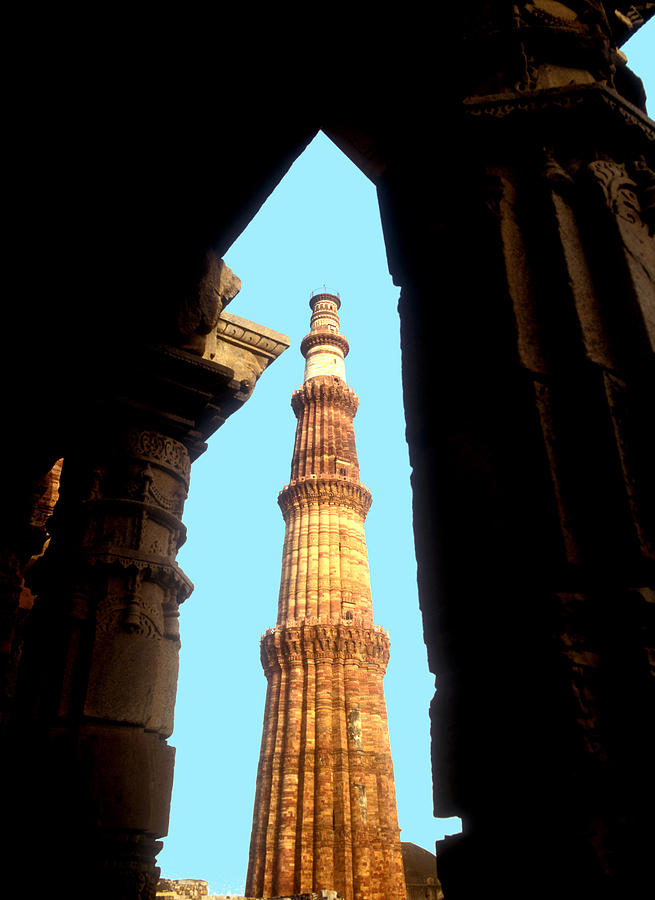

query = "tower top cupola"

[{"left": 300, "top": 290, "right": 350, "bottom": 383}]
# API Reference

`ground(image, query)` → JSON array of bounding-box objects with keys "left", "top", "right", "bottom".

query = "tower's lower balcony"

[{"left": 260, "top": 620, "right": 390, "bottom": 673}]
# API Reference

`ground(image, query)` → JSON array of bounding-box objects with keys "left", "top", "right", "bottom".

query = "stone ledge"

[{"left": 205, "top": 311, "right": 290, "bottom": 398}]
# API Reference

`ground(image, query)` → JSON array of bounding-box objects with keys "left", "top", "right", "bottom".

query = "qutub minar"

[{"left": 246, "top": 292, "right": 407, "bottom": 900}]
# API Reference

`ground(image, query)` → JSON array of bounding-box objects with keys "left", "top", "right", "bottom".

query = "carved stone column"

[{"left": 5, "top": 316, "right": 288, "bottom": 897}]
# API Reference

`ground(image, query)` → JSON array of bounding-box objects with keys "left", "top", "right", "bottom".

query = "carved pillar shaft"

[
  {"left": 9, "top": 423, "right": 192, "bottom": 898},
  {"left": 4, "top": 316, "right": 288, "bottom": 898}
]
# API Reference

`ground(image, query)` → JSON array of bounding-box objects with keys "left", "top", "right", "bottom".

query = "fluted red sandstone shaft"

[{"left": 246, "top": 293, "right": 407, "bottom": 900}]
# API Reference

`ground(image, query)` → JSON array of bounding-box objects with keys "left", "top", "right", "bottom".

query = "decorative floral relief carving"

[
  {"left": 86, "top": 554, "right": 193, "bottom": 604},
  {"left": 588, "top": 159, "right": 643, "bottom": 225},
  {"left": 126, "top": 429, "right": 190, "bottom": 484},
  {"left": 629, "top": 155, "right": 655, "bottom": 232},
  {"left": 95, "top": 580, "right": 164, "bottom": 639},
  {"left": 464, "top": 87, "right": 655, "bottom": 142},
  {"left": 147, "top": 476, "right": 186, "bottom": 514},
  {"left": 127, "top": 463, "right": 186, "bottom": 516}
]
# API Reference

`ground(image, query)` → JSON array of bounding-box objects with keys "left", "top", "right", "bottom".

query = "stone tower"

[{"left": 246, "top": 292, "right": 407, "bottom": 900}]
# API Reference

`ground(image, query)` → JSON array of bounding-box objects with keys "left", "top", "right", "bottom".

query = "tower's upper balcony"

[{"left": 301, "top": 291, "right": 350, "bottom": 383}]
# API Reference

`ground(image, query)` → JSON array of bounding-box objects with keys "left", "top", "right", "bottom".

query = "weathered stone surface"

[
  {"left": 157, "top": 878, "right": 210, "bottom": 898},
  {"left": 247, "top": 294, "right": 407, "bottom": 900},
  {"left": 205, "top": 311, "right": 290, "bottom": 400},
  {"left": 156, "top": 877, "right": 343, "bottom": 900},
  {"left": 177, "top": 257, "right": 243, "bottom": 356}
]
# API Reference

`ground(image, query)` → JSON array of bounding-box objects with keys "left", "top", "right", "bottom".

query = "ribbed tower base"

[{"left": 246, "top": 294, "right": 407, "bottom": 900}]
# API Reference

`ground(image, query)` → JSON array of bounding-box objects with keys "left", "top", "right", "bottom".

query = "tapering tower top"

[{"left": 300, "top": 290, "right": 350, "bottom": 383}]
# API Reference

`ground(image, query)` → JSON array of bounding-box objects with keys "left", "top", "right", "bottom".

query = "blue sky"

[{"left": 158, "top": 27, "right": 654, "bottom": 895}]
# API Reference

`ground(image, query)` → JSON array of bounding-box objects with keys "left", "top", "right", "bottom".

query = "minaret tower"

[{"left": 246, "top": 292, "right": 407, "bottom": 900}]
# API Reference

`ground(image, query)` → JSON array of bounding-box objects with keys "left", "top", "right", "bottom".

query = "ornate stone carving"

[
  {"left": 95, "top": 581, "right": 165, "bottom": 639},
  {"left": 300, "top": 329, "right": 350, "bottom": 357},
  {"left": 278, "top": 477, "right": 372, "bottom": 519},
  {"left": 464, "top": 83, "right": 655, "bottom": 142},
  {"left": 629, "top": 155, "right": 655, "bottom": 231},
  {"left": 588, "top": 159, "right": 642, "bottom": 224},
  {"left": 101, "top": 833, "right": 163, "bottom": 900},
  {"left": 261, "top": 622, "right": 390, "bottom": 674},
  {"left": 127, "top": 430, "right": 191, "bottom": 486},
  {"left": 291, "top": 378, "right": 359, "bottom": 416}
]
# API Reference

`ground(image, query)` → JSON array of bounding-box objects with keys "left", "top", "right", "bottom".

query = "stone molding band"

[
  {"left": 300, "top": 330, "right": 350, "bottom": 358},
  {"left": 260, "top": 622, "right": 390, "bottom": 674},
  {"left": 215, "top": 311, "right": 290, "bottom": 360},
  {"left": 126, "top": 428, "right": 191, "bottom": 486},
  {"left": 278, "top": 477, "right": 372, "bottom": 519},
  {"left": 463, "top": 83, "right": 655, "bottom": 143},
  {"left": 291, "top": 378, "right": 359, "bottom": 417},
  {"left": 310, "top": 291, "right": 341, "bottom": 309}
]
